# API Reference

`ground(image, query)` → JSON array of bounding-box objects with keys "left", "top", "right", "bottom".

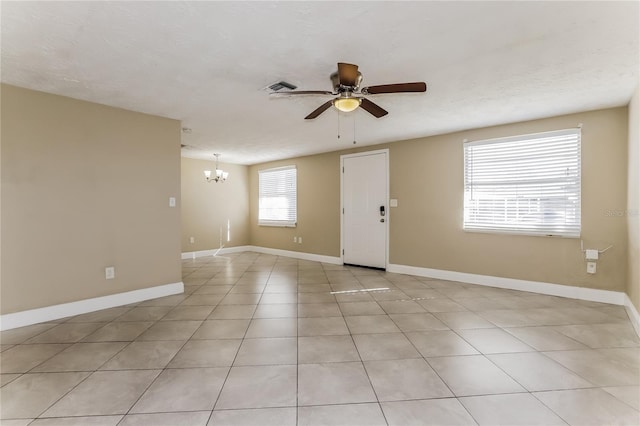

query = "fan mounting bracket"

[{"left": 331, "top": 71, "right": 362, "bottom": 92}]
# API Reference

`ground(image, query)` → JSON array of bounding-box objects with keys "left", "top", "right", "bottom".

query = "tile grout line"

[
  {"left": 3, "top": 252, "right": 639, "bottom": 424},
  {"left": 207, "top": 256, "right": 255, "bottom": 420},
  {"left": 116, "top": 257, "right": 226, "bottom": 425},
  {"left": 208, "top": 256, "right": 275, "bottom": 419},
  {"left": 117, "top": 327, "right": 201, "bottom": 419},
  {"left": 340, "top": 265, "right": 390, "bottom": 426},
  {"left": 18, "top": 309, "right": 148, "bottom": 421},
  {"left": 388, "top": 306, "right": 468, "bottom": 417}
]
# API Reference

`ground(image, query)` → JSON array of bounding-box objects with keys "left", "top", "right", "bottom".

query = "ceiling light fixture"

[
  {"left": 204, "top": 154, "right": 229, "bottom": 183},
  {"left": 333, "top": 97, "right": 361, "bottom": 113}
]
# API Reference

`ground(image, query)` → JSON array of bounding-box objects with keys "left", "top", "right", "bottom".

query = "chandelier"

[{"left": 204, "top": 154, "right": 229, "bottom": 183}]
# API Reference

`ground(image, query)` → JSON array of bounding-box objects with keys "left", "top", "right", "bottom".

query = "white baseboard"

[
  {"left": 182, "top": 245, "right": 252, "bottom": 260},
  {"left": 5, "top": 243, "right": 637, "bottom": 336},
  {"left": 182, "top": 245, "right": 342, "bottom": 265},
  {"left": 246, "top": 246, "right": 342, "bottom": 265},
  {"left": 624, "top": 294, "right": 640, "bottom": 337},
  {"left": 387, "top": 263, "right": 627, "bottom": 306},
  {"left": 0, "top": 282, "right": 184, "bottom": 331},
  {"left": 181, "top": 246, "right": 637, "bottom": 334}
]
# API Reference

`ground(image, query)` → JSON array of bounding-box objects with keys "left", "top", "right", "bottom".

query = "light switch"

[
  {"left": 585, "top": 249, "right": 599, "bottom": 261},
  {"left": 169, "top": 197, "right": 176, "bottom": 207},
  {"left": 390, "top": 199, "right": 398, "bottom": 207}
]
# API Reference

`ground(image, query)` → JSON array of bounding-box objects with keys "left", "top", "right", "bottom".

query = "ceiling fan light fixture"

[
  {"left": 333, "top": 97, "right": 361, "bottom": 113},
  {"left": 278, "top": 62, "right": 426, "bottom": 119}
]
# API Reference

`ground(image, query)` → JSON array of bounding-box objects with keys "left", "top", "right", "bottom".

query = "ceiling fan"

[{"left": 271, "top": 62, "right": 427, "bottom": 120}]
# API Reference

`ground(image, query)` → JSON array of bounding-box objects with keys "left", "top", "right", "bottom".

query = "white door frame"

[{"left": 340, "top": 148, "right": 390, "bottom": 269}]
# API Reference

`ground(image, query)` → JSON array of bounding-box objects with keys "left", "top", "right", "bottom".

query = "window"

[
  {"left": 463, "top": 128, "right": 581, "bottom": 237},
  {"left": 258, "top": 165, "right": 297, "bottom": 227}
]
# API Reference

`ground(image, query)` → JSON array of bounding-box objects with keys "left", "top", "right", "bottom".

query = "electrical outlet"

[
  {"left": 587, "top": 262, "right": 597, "bottom": 274},
  {"left": 189, "top": 236, "right": 195, "bottom": 244},
  {"left": 293, "top": 236, "right": 297, "bottom": 243},
  {"left": 105, "top": 266, "right": 115, "bottom": 280},
  {"left": 298, "top": 237, "right": 303, "bottom": 244},
  {"left": 169, "top": 197, "right": 176, "bottom": 207}
]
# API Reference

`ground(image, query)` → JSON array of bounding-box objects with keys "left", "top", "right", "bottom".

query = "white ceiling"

[{"left": 2, "top": 1, "right": 638, "bottom": 165}]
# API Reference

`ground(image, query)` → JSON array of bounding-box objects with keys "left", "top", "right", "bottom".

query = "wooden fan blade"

[
  {"left": 361, "top": 82, "right": 427, "bottom": 94},
  {"left": 271, "top": 90, "right": 335, "bottom": 96},
  {"left": 360, "top": 98, "right": 388, "bottom": 118},
  {"left": 337, "top": 62, "right": 359, "bottom": 86},
  {"left": 305, "top": 100, "right": 333, "bottom": 120}
]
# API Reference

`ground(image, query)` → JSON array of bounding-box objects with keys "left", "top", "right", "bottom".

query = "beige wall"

[
  {"left": 1, "top": 85, "right": 182, "bottom": 314},
  {"left": 181, "top": 158, "right": 250, "bottom": 252},
  {"left": 248, "top": 152, "right": 341, "bottom": 257},
  {"left": 627, "top": 86, "right": 640, "bottom": 311},
  {"left": 391, "top": 108, "right": 628, "bottom": 291},
  {"left": 249, "top": 107, "right": 629, "bottom": 292}
]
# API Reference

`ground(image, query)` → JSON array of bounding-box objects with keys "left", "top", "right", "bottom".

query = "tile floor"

[{"left": 1, "top": 252, "right": 639, "bottom": 425}]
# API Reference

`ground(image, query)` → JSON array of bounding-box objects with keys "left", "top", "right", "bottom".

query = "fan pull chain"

[
  {"left": 353, "top": 114, "right": 357, "bottom": 144},
  {"left": 337, "top": 112, "right": 341, "bottom": 140}
]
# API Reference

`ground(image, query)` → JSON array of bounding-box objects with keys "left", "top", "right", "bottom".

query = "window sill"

[
  {"left": 463, "top": 228, "right": 580, "bottom": 239},
  {"left": 259, "top": 222, "right": 297, "bottom": 228}
]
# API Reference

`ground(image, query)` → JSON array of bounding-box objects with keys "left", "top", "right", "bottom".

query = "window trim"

[
  {"left": 463, "top": 128, "right": 582, "bottom": 238},
  {"left": 258, "top": 165, "right": 297, "bottom": 228}
]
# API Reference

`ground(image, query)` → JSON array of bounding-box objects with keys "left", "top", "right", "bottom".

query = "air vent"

[{"left": 265, "top": 81, "right": 297, "bottom": 92}]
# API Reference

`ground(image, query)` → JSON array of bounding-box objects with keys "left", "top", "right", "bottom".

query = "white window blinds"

[
  {"left": 258, "top": 165, "right": 297, "bottom": 227},
  {"left": 463, "top": 129, "right": 581, "bottom": 237}
]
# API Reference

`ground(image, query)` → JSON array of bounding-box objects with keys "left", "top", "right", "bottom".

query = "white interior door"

[{"left": 342, "top": 150, "right": 388, "bottom": 269}]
